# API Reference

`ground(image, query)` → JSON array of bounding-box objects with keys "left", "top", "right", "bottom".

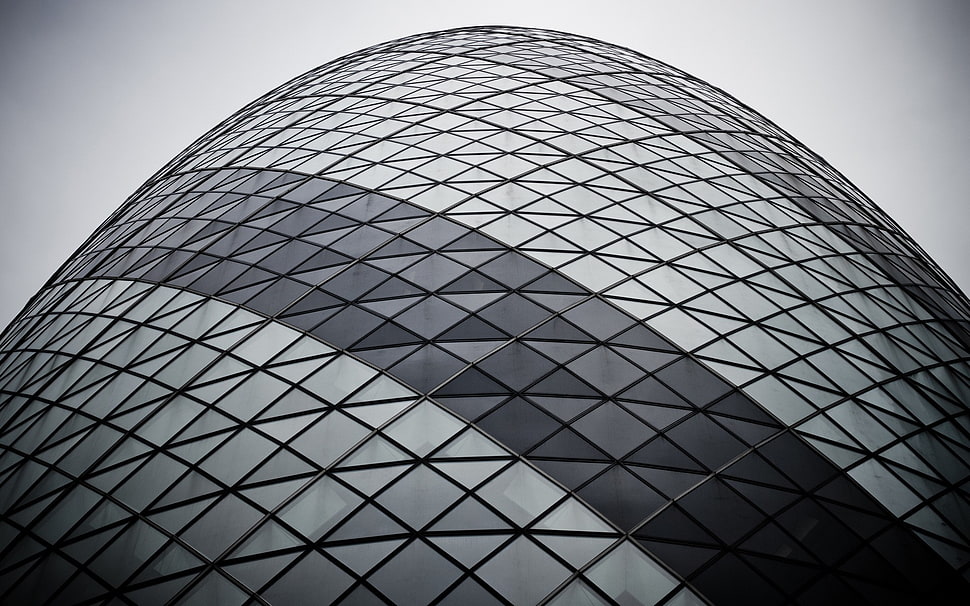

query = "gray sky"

[{"left": 2, "top": 0, "right": 968, "bottom": 328}]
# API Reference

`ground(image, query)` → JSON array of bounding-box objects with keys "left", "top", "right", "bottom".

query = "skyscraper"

[{"left": 1, "top": 24, "right": 968, "bottom": 604}]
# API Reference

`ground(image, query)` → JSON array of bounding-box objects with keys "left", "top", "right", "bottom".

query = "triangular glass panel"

[
  {"left": 245, "top": 447, "right": 317, "bottom": 484},
  {"left": 537, "top": 534, "right": 616, "bottom": 568},
  {"left": 431, "top": 459, "right": 508, "bottom": 490},
  {"left": 431, "top": 495, "right": 512, "bottom": 532},
  {"left": 384, "top": 400, "right": 466, "bottom": 456},
  {"left": 229, "top": 519, "right": 304, "bottom": 557},
  {"left": 221, "top": 552, "right": 298, "bottom": 594},
  {"left": 260, "top": 551, "right": 354, "bottom": 605},
  {"left": 535, "top": 498, "right": 614, "bottom": 533},
  {"left": 339, "top": 434, "right": 410, "bottom": 467},
  {"left": 476, "top": 536, "right": 571, "bottom": 605},
  {"left": 333, "top": 463, "right": 411, "bottom": 497},
  {"left": 585, "top": 541, "right": 678, "bottom": 606},
  {"left": 545, "top": 579, "right": 611, "bottom": 606},
  {"left": 277, "top": 475, "right": 362, "bottom": 541},
  {"left": 368, "top": 539, "right": 463, "bottom": 605},
  {"left": 288, "top": 410, "right": 369, "bottom": 468},
  {"left": 478, "top": 462, "right": 564, "bottom": 526},
  {"left": 430, "top": 534, "right": 510, "bottom": 568},
  {"left": 328, "top": 503, "right": 408, "bottom": 540}
]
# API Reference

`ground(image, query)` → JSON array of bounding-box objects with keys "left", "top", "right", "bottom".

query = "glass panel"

[
  {"left": 229, "top": 519, "right": 302, "bottom": 557},
  {"left": 429, "top": 534, "right": 509, "bottom": 568},
  {"left": 546, "top": 579, "right": 611, "bottom": 606},
  {"left": 368, "top": 539, "right": 462, "bottom": 604},
  {"left": 289, "top": 411, "right": 369, "bottom": 468},
  {"left": 199, "top": 429, "right": 276, "bottom": 486},
  {"left": 179, "top": 571, "right": 248, "bottom": 605},
  {"left": 535, "top": 499, "right": 613, "bottom": 533},
  {"left": 847, "top": 459, "right": 921, "bottom": 516},
  {"left": 262, "top": 551, "right": 354, "bottom": 605},
  {"left": 478, "top": 462, "right": 563, "bottom": 525},
  {"left": 231, "top": 322, "right": 300, "bottom": 366},
  {"left": 278, "top": 476, "right": 361, "bottom": 541},
  {"left": 537, "top": 534, "right": 615, "bottom": 568},
  {"left": 340, "top": 434, "right": 410, "bottom": 467},
  {"left": 384, "top": 400, "right": 465, "bottom": 456},
  {"left": 301, "top": 355, "right": 377, "bottom": 404},
  {"left": 476, "top": 536, "right": 570, "bottom": 605},
  {"left": 586, "top": 541, "right": 678, "bottom": 606},
  {"left": 323, "top": 539, "right": 405, "bottom": 576},
  {"left": 376, "top": 465, "right": 463, "bottom": 528},
  {"left": 180, "top": 495, "right": 263, "bottom": 559}
]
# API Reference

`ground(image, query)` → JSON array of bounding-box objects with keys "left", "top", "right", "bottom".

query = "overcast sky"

[{"left": 2, "top": 0, "right": 968, "bottom": 328}]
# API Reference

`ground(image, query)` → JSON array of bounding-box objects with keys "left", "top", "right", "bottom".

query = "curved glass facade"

[{"left": 1, "top": 26, "right": 969, "bottom": 605}]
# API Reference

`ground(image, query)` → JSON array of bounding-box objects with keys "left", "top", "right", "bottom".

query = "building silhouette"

[{"left": 1, "top": 26, "right": 969, "bottom": 604}]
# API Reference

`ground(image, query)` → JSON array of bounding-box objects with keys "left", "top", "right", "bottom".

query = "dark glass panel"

[
  {"left": 714, "top": 415, "right": 778, "bottom": 446},
  {"left": 371, "top": 236, "right": 430, "bottom": 259},
  {"left": 432, "top": 394, "right": 506, "bottom": 421},
  {"left": 677, "top": 478, "right": 765, "bottom": 545},
  {"left": 442, "top": 230, "right": 505, "bottom": 251},
  {"left": 654, "top": 358, "right": 732, "bottom": 407},
  {"left": 405, "top": 216, "right": 469, "bottom": 250},
  {"left": 319, "top": 264, "right": 389, "bottom": 300},
  {"left": 725, "top": 479, "right": 800, "bottom": 516},
  {"left": 327, "top": 504, "right": 407, "bottom": 541},
  {"left": 691, "top": 554, "right": 786, "bottom": 605},
  {"left": 310, "top": 306, "right": 384, "bottom": 349},
  {"left": 530, "top": 428, "right": 609, "bottom": 461},
  {"left": 337, "top": 191, "right": 400, "bottom": 222},
  {"left": 572, "top": 402, "right": 653, "bottom": 458},
  {"left": 739, "top": 522, "right": 816, "bottom": 562},
  {"left": 562, "top": 298, "right": 636, "bottom": 341},
  {"left": 438, "top": 316, "right": 508, "bottom": 341},
  {"left": 221, "top": 552, "right": 298, "bottom": 594},
  {"left": 567, "top": 347, "right": 646, "bottom": 396},
  {"left": 180, "top": 495, "right": 263, "bottom": 559},
  {"left": 478, "top": 397, "right": 560, "bottom": 452},
  {"left": 244, "top": 278, "right": 310, "bottom": 314},
  {"left": 0, "top": 553, "right": 78, "bottom": 605},
  {"left": 666, "top": 414, "right": 747, "bottom": 470},
  {"left": 617, "top": 375, "right": 690, "bottom": 407},
  {"left": 352, "top": 344, "right": 422, "bottom": 369},
  {"left": 399, "top": 254, "right": 469, "bottom": 291},
  {"left": 626, "top": 435, "right": 704, "bottom": 471},
  {"left": 630, "top": 467, "right": 704, "bottom": 499},
  {"left": 578, "top": 466, "right": 666, "bottom": 529},
  {"left": 524, "top": 316, "right": 596, "bottom": 343},
  {"left": 389, "top": 345, "right": 466, "bottom": 392},
  {"left": 261, "top": 551, "right": 354, "bottom": 605},
  {"left": 528, "top": 368, "right": 600, "bottom": 397},
  {"left": 758, "top": 432, "right": 840, "bottom": 491},
  {"left": 477, "top": 343, "right": 556, "bottom": 391},
  {"left": 369, "top": 540, "right": 463, "bottom": 604},
  {"left": 636, "top": 539, "right": 719, "bottom": 578},
  {"left": 478, "top": 252, "right": 548, "bottom": 289},
  {"left": 329, "top": 224, "right": 394, "bottom": 258},
  {"left": 708, "top": 391, "right": 780, "bottom": 424},
  {"left": 440, "top": 270, "right": 506, "bottom": 293},
  {"left": 393, "top": 296, "right": 467, "bottom": 338},
  {"left": 521, "top": 271, "right": 588, "bottom": 294},
  {"left": 88, "top": 519, "right": 168, "bottom": 585},
  {"left": 478, "top": 294, "right": 552, "bottom": 335},
  {"left": 533, "top": 459, "right": 610, "bottom": 490}
]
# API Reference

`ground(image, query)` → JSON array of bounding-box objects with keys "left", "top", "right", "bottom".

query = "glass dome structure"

[{"left": 1, "top": 26, "right": 969, "bottom": 605}]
